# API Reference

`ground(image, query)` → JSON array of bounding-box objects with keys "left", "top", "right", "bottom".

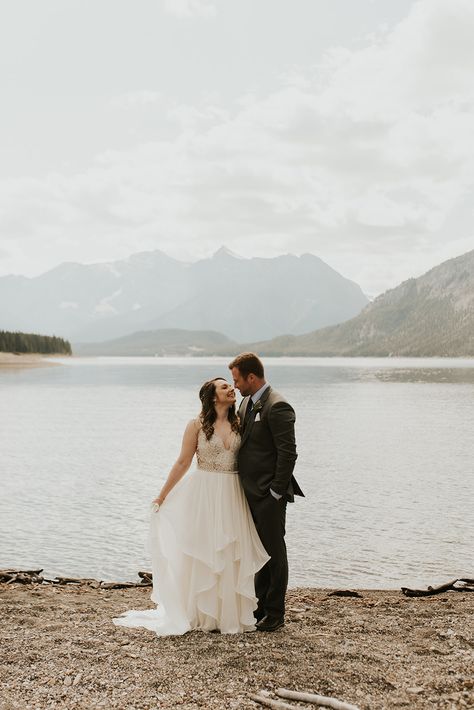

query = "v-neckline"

[{"left": 212, "top": 431, "right": 233, "bottom": 451}]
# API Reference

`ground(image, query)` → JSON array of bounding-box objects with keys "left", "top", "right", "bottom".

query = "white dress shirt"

[{"left": 250, "top": 382, "right": 270, "bottom": 406}]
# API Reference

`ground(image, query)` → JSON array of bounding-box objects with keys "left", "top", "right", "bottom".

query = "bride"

[{"left": 113, "top": 377, "right": 269, "bottom": 635}]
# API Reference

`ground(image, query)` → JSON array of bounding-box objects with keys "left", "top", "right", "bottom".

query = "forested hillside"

[
  {"left": 0, "top": 331, "right": 72, "bottom": 355},
  {"left": 245, "top": 249, "right": 474, "bottom": 357}
]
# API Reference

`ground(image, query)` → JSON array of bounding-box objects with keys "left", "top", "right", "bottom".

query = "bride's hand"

[{"left": 152, "top": 496, "right": 164, "bottom": 508}]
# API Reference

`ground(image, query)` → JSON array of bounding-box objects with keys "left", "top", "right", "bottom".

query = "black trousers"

[{"left": 248, "top": 494, "right": 288, "bottom": 618}]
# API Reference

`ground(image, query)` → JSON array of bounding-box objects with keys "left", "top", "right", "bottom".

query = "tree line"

[{"left": 0, "top": 330, "right": 72, "bottom": 355}]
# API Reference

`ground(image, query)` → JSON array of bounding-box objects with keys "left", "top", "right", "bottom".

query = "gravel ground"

[{"left": 1, "top": 584, "right": 473, "bottom": 709}]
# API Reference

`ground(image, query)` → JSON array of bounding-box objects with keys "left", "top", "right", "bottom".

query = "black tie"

[{"left": 244, "top": 399, "right": 254, "bottom": 428}]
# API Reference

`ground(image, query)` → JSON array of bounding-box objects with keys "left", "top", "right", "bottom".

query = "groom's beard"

[{"left": 237, "top": 385, "right": 252, "bottom": 397}]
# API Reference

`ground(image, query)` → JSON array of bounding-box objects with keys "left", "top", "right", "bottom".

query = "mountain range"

[
  {"left": 0, "top": 247, "right": 369, "bottom": 344},
  {"left": 244, "top": 249, "right": 474, "bottom": 356},
  {"left": 4, "top": 247, "right": 472, "bottom": 357}
]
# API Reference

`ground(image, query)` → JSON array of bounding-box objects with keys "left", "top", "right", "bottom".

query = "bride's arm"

[{"left": 152, "top": 419, "right": 199, "bottom": 506}]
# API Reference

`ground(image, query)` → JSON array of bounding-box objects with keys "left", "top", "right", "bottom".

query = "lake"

[{"left": 1, "top": 356, "right": 473, "bottom": 589}]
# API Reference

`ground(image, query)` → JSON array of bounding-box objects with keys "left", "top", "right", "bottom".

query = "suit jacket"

[{"left": 237, "top": 386, "right": 303, "bottom": 503}]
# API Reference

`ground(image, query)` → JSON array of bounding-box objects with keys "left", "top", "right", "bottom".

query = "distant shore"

[
  {"left": 1, "top": 583, "right": 472, "bottom": 709},
  {"left": 0, "top": 352, "right": 64, "bottom": 368}
]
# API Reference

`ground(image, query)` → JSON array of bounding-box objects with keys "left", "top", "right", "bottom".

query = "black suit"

[{"left": 237, "top": 386, "right": 303, "bottom": 618}]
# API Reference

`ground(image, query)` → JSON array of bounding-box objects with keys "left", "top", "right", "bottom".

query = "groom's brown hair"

[{"left": 228, "top": 352, "right": 264, "bottom": 379}]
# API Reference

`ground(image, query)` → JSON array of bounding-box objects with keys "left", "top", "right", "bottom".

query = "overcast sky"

[{"left": 1, "top": 0, "right": 473, "bottom": 297}]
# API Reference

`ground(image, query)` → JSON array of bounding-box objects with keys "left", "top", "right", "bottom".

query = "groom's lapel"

[
  {"left": 239, "top": 396, "right": 251, "bottom": 435},
  {"left": 240, "top": 386, "right": 272, "bottom": 447}
]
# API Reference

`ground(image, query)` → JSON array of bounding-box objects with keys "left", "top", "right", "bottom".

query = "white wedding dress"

[{"left": 113, "top": 428, "right": 269, "bottom": 635}]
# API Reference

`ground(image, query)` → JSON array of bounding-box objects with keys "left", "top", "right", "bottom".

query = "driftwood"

[
  {"left": 0, "top": 568, "right": 43, "bottom": 578},
  {"left": 327, "top": 590, "right": 362, "bottom": 599},
  {"left": 138, "top": 571, "right": 153, "bottom": 583},
  {"left": 0, "top": 569, "right": 153, "bottom": 588},
  {"left": 251, "top": 690, "right": 360, "bottom": 710},
  {"left": 401, "top": 578, "right": 474, "bottom": 597},
  {"left": 99, "top": 581, "right": 145, "bottom": 590},
  {"left": 52, "top": 576, "right": 152, "bottom": 589},
  {"left": 53, "top": 576, "right": 99, "bottom": 585},
  {"left": 0, "top": 569, "right": 44, "bottom": 585},
  {"left": 277, "top": 688, "right": 361, "bottom": 710},
  {"left": 250, "top": 694, "right": 307, "bottom": 710}
]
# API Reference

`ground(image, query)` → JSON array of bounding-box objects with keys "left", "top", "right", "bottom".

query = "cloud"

[
  {"left": 162, "top": 0, "right": 217, "bottom": 19},
  {"left": 110, "top": 91, "right": 163, "bottom": 109},
  {"left": 1, "top": 0, "right": 473, "bottom": 295}
]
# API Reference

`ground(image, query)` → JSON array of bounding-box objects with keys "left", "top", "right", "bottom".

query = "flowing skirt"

[{"left": 112, "top": 468, "right": 270, "bottom": 635}]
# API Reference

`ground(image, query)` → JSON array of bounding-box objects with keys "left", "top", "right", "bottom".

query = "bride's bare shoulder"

[
  {"left": 181, "top": 418, "right": 201, "bottom": 448},
  {"left": 189, "top": 417, "right": 202, "bottom": 433}
]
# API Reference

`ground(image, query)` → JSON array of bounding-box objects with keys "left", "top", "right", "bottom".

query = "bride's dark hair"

[{"left": 199, "top": 378, "right": 240, "bottom": 441}]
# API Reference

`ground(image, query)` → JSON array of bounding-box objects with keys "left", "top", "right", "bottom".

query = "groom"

[{"left": 229, "top": 352, "right": 303, "bottom": 632}]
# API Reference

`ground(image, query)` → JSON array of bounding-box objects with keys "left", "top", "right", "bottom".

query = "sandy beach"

[
  {"left": 0, "top": 352, "right": 63, "bottom": 368},
  {"left": 1, "top": 582, "right": 472, "bottom": 709}
]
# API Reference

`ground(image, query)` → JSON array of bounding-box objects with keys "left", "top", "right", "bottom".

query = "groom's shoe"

[
  {"left": 255, "top": 615, "right": 284, "bottom": 632},
  {"left": 254, "top": 609, "right": 266, "bottom": 624}
]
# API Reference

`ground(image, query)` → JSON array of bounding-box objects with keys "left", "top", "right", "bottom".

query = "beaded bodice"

[{"left": 196, "top": 428, "right": 240, "bottom": 473}]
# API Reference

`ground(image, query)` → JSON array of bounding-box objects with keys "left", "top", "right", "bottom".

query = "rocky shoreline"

[{"left": 1, "top": 581, "right": 473, "bottom": 709}]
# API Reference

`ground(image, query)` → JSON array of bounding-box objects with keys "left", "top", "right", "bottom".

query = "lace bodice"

[{"left": 196, "top": 428, "right": 240, "bottom": 473}]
